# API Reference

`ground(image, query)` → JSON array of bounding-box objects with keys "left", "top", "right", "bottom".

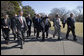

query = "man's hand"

[
  {"left": 16, "top": 29, "right": 17, "bottom": 32},
  {"left": 3, "top": 26, "right": 8, "bottom": 28},
  {"left": 5, "top": 26, "right": 8, "bottom": 28},
  {"left": 3, "top": 26, "right": 6, "bottom": 28}
]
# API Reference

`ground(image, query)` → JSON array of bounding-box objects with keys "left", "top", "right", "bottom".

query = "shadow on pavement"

[
  {"left": 1, "top": 36, "right": 82, "bottom": 50},
  {"left": 1, "top": 29, "right": 83, "bottom": 50},
  {"left": 1, "top": 44, "right": 20, "bottom": 50},
  {"left": 49, "top": 30, "right": 83, "bottom": 45}
]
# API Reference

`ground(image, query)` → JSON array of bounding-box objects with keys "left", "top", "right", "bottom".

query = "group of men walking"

[{"left": 1, "top": 10, "right": 77, "bottom": 49}]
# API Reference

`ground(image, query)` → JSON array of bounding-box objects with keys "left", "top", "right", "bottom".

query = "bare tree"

[
  {"left": 77, "top": 6, "right": 83, "bottom": 14},
  {"left": 39, "top": 13, "right": 46, "bottom": 17},
  {"left": 49, "top": 8, "right": 70, "bottom": 21}
]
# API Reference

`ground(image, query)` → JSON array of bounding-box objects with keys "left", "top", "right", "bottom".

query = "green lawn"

[{"left": 50, "top": 21, "right": 83, "bottom": 37}]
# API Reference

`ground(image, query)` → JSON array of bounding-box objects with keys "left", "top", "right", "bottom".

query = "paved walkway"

[{"left": 1, "top": 27, "right": 83, "bottom": 55}]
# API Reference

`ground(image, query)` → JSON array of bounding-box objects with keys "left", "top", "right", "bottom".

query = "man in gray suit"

[
  {"left": 16, "top": 11, "right": 28, "bottom": 49},
  {"left": 53, "top": 14, "right": 61, "bottom": 40}
]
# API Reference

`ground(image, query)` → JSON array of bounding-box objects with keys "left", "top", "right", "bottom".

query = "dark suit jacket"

[
  {"left": 11, "top": 16, "right": 17, "bottom": 29},
  {"left": 36, "top": 18, "right": 42, "bottom": 32},
  {"left": 66, "top": 17, "right": 75, "bottom": 29},
  {"left": 16, "top": 16, "right": 28, "bottom": 31},
  {"left": 26, "top": 17, "right": 32, "bottom": 27},
  {"left": 1, "top": 18, "right": 11, "bottom": 31},
  {"left": 32, "top": 16, "right": 35, "bottom": 23}
]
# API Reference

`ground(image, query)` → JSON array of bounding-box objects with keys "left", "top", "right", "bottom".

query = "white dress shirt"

[{"left": 19, "top": 16, "right": 24, "bottom": 28}]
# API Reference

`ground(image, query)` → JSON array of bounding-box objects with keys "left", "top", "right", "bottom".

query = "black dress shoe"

[
  {"left": 14, "top": 38, "right": 16, "bottom": 40},
  {"left": 26, "top": 35, "right": 29, "bottom": 37},
  {"left": 58, "top": 38, "right": 60, "bottom": 40},
  {"left": 53, "top": 35, "right": 55, "bottom": 38},
  {"left": 66, "top": 37, "right": 69, "bottom": 40},
  {"left": 6, "top": 41, "right": 10, "bottom": 45},
  {"left": 20, "top": 47, "right": 23, "bottom": 49},
  {"left": 38, "top": 37, "right": 40, "bottom": 38},
  {"left": 46, "top": 37, "right": 48, "bottom": 38},
  {"left": 36, "top": 37, "right": 38, "bottom": 40},
  {"left": 23, "top": 39, "right": 25, "bottom": 41},
  {"left": 73, "top": 38, "right": 77, "bottom": 41},
  {"left": 42, "top": 39, "right": 45, "bottom": 41}
]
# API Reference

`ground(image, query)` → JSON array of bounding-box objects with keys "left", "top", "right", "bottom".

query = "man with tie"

[
  {"left": 35, "top": 14, "right": 42, "bottom": 39},
  {"left": 32, "top": 14, "right": 37, "bottom": 36},
  {"left": 65, "top": 13, "right": 77, "bottom": 41},
  {"left": 16, "top": 11, "right": 28, "bottom": 49},
  {"left": 1, "top": 14, "right": 11, "bottom": 44},
  {"left": 26, "top": 14, "right": 32, "bottom": 37}
]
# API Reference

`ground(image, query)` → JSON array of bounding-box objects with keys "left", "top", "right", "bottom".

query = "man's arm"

[
  {"left": 7, "top": 18, "right": 11, "bottom": 29},
  {"left": 59, "top": 18, "right": 61, "bottom": 26},
  {"left": 23, "top": 17, "right": 28, "bottom": 31}
]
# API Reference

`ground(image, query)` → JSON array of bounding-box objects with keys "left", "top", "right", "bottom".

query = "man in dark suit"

[
  {"left": 62, "top": 18, "right": 66, "bottom": 28},
  {"left": 26, "top": 14, "right": 32, "bottom": 37},
  {"left": 11, "top": 13, "right": 17, "bottom": 40},
  {"left": 1, "top": 14, "right": 11, "bottom": 44},
  {"left": 32, "top": 14, "right": 37, "bottom": 36},
  {"left": 16, "top": 11, "right": 28, "bottom": 49},
  {"left": 45, "top": 16, "right": 51, "bottom": 38},
  {"left": 65, "top": 13, "right": 77, "bottom": 41},
  {"left": 35, "top": 14, "right": 42, "bottom": 39}
]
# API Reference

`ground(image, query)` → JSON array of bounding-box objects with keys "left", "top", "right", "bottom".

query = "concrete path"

[{"left": 1, "top": 27, "right": 83, "bottom": 55}]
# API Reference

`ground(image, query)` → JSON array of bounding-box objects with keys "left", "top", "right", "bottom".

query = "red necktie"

[{"left": 20, "top": 18, "right": 22, "bottom": 24}]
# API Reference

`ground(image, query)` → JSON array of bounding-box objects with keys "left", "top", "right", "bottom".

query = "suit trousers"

[
  {"left": 27, "top": 26, "right": 31, "bottom": 36},
  {"left": 2, "top": 29, "right": 10, "bottom": 41},
  {"left": 12, "top": 28, "right": 17, "bottom": 39},
  {"left": 34, "top": 27, "right": 37, "bottom": 36},
  {"left": 66, "top": 28, "right": 76, "bottom": 39},
  {"left": 36, "top": 28, "right": 40, "bottom": 38},
  {"left": 42, "top": 30, "right": 48, "bottom": 38},
  {"left": 53, "top": 26, "right": 61, "bottom": 39},
  {"left": 42, "top": 30, "right": 45, "bottom": 41},
  {"left": 17, "top": 28, "right": 25, "bottom": 41}
]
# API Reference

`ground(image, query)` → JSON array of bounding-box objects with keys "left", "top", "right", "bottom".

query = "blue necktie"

[{"left": 38, "top": 19, "right": 39, "bottom": 22}]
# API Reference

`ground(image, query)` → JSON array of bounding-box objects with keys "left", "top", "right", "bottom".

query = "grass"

[{"left": 50, "top": 21, "right": 83, "bottom": 37}]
